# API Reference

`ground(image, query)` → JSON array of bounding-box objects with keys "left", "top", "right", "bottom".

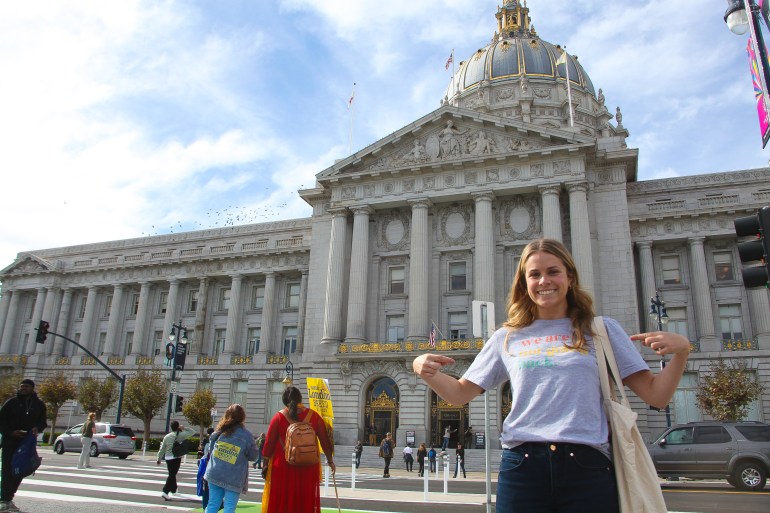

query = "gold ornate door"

[
  {"left": 430, "top": 392, "right": 469, "bottom": 449},
  {"left": 364, "top": 377, "right": 399, "bottom": 446}
]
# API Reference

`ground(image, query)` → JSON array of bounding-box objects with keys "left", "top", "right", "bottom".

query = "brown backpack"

[{"left": 281, "top": 409, "right": 319, "bottom": 466}]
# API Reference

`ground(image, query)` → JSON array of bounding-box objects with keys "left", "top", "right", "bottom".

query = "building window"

[
  {"left": 719, "top": 304, "right": 743, "bottom": 340},
  {"left": 214, "top": 329, "right": 226, "bottom": 355},
  {"left": 661, "top": 255, "right": 681, "bottom": 285},
  {"left": 389, "top": 267, "right": 405, "bottom": 294},
  {"left": 197, "top": 379, "right": 213, "bottom": 391},
  {"left": 672, "top": 372, "right": 701, "bottom": 423},
  {"left": 98, "top": 332, "right": 107, "bottom": 355},
  {"left": 449, "top": 261, "right": 467, "bottom": 291},
  {"left": 130, "top": 293, "right": 140, "bottom": 316},
  {"left": 449, "top": 311, "right": 468, "bottom": 339},
  {"left": 124, "top": 332, "right": 133, "bottom": 356},
  {"left": 218, "top": 288, "right": 231, "bottom": 311},
  {"left": 251, "top": 285, "right": 265, "bottom": 309},
  {"left": 665, "top": 307, "right": 688, "bottom": 339},
  {"left": 187, "top": 290, "right": 199, "bottom": 313},
  {"left": 27, "top": 298, "right": 36, "bottom": 320},
  {"left": 103, "top": 295, "right": 113, "bottom": 318},
  {"left": 231, "top": 380, "right": 248, "bottom": 406},
  {"left": 386, "top": 315, "right": 405, "bottom": 342},
  {"left": 267, "top": 381, "right": 285, "bottom": 423},
  {"left": 713, "top": 252, "right": 734, "bottom": 282},
  {"left": 282, "top": 326, "right": 297, "bottom": 355},
  {"left": 247, "top": 327, "right": 261, "bottom": 355},
  {"left": 285, "top": 282, "right": 300, "bottom": 308},
  {"left": 152, "top": 331, "right": 163, "bottom": 356},
  {"left": 79, "top": 297, "right": 88, "bottom": 319},
  {"left": 158, "top": 291, "right": 168, "bottom": 315}
]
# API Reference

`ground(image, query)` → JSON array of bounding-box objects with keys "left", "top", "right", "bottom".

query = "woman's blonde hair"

[
  {"left": 87, "top": 412, "right": 96, "bottom": 421},
  {"left": 503, "top": 238, "right": 595, "bottom": 349},
  {"left": 216, "top": 404, "right": 246, "bottom": 436}
]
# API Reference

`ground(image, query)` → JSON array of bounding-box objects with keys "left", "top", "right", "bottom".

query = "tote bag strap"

[{"left": 592, "top": 316, "right": 631, "bottom": 408}]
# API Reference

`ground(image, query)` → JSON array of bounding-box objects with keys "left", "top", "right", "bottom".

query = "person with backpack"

[
  {"left": 202, "top": 404, "right": 258, "bottom": 513},
  {"left": 0, "top": 378, "right": 47, "bottom": 513},
  {"left": 156, "top": 421, "right": 194, "bottom": 500},
  {"left": 378, "top": 432, "right": 394, "bottom": 478},
  {"left": 252, "top": 433, "right": 265, "bottom": 469},
  {"left": 428, "top": 445, "right": 437, "bottom": 473},
  {"left": 261, "top": 386, "right": 335, "bottom": 513}
]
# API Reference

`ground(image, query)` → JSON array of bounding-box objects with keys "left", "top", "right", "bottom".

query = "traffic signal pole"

[
  {"left": 734, "top": 206, "right": 770, "bottom": 287},
  {"left": 34, "top": 323, "right": 127, "bottom": 423}
]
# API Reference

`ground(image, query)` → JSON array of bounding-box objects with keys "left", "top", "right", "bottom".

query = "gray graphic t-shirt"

[{"left": 462, "top": 317, "right": 648, "bottom": 456}]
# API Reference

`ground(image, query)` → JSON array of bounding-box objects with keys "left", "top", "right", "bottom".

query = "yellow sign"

[
  {"left": 212, "top": 440, "right": 241, "bottom": 464},
  {"left": 306, "top": 377, "right": 334, "bottom": 455}
]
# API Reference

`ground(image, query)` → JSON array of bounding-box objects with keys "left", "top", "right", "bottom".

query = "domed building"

[{"left": 0, "top": 0, "right": 768, "bottom": 450}]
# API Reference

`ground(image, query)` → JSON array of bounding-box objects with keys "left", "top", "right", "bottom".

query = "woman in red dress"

[{"left": 261, "top": 386, "right": 336, "bottom": 513}]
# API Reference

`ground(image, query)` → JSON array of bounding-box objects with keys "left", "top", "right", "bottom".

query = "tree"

[
  {"left": 37, "top": 371, "right": 77, "bottom": 443},
  {"left": 123, "top": 367, "right": 168, "bottom": 444},
  {"left": 696, "top": 359, "right": 764, "bottom": 421},
  {"left": 77, "top": 376, "right": 118, "bottom": 421},
  {"left": 0, "top": 371, "right": 23, "bottom": 404},
  {"left": 182, "top": 388, "right": 217, "bottom": 441}
]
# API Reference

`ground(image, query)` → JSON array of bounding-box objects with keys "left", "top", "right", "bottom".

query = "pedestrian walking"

[
  {"left": 252, "top": 433, "right": 265, "bottom": 469},
  {"left": 0, "top": 378, "right": 47, "bottom": 513},
  {"left": 378, "top": 432, "right": 394, "bottom": 477},
  {"left": 413, "top": 238, "right": 690, "bottom": 513},
  {"left": 203, "top": 404, "right": 258, "bottom": 513},
  {"left": 261, "top": 386, "right": 335, "bottom": 513},
  {"left": 416, "top": 443, "right": 427, "bottom": 477},
  {"left": 403, "top": 443, "right": 414, "bottom": 472},
  {"left": 428, "top": 445, "right": 437, "bottom": 473},
  {"left": 453, "top": 443, "right": 466, "bottom": 478},
  {"left": 78, "top": 412, "right": 96, "bottom": 469},
  {"left": 157, "top": 421, "right": 194, "bottom": 500},
  {"left": 354, "top": 440, "right": 363, "bottom": 468}
]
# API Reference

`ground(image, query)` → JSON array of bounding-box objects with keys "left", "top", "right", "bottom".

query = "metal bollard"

[
  {"left": 351, "top": 452, "right": 357, "bottom": 490},
  {"left": 142, "top": 440, "right": 147, "bottom": 458},
  {"left": 443, "top": 454, "right": 449, "bottom": 494},
  {"left": 423, "top": 457, "right": 429, "bottom": 502}
]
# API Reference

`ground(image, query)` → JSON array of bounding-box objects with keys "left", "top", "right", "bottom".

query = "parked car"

[
  {"left": 53, "top": 422, "right": 136, "bottom": 459},
  {"left": 647, "top": 421, "right": 770, "bottom": 491}
]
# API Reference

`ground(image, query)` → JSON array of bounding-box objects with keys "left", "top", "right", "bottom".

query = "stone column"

[
  {"left": 539, "top": 185, "right": 563, "bottom": 241},
  {"left": 688, "top": 237, "right": 717, "bottom": 349},
  {"left": 52, "top": 289, "right": 73, "bottom": 356},
  {"left": 0, "top": 291, "right": 20, "bottom": 354},
  {"left": 408, "top": 199, "right": 432, "bottom": 341},
  {"left": 223, "top": 274, "right": 243, "bottom": 356},
  {"left": 0, "top": 290, "right": 11, "bottom": 352},
  {"left": 103, "top": 285, "right": 125, "bottom": 356},
  {"left": 636, "top": 241, "right": 656, "bottom": 332},
  {"left": 162, "top": 279, "right": 180, "bottom": 338},
  {"left": 262, "top": 272, "right": 277, "bottom": 354},
  {"left": 192, "top": 277, "right": 209, "bottom": 355},
  {"left": 567, "top": 182, "right": 594, "bottom": 297},
  {"left": 77, "top": 286, "right": 99, "bottom": 355},
  {"left": 130, "top": 282, "right": 152, "bottom": 356},
  {"left": 747, "top": 287, "right": 770, "bottom": 344},
  {"left": 321, "top": 208, "right": 349, "bottom": 344},
  {"left": 345, "top": 206, "right": 372, "bottom": 344},
  {"left": 297, "top": 270, "right": 309, "bottom": 353},
  {"left": 25, "top": 288, "right": 47, "bottom": 354},
  {"left": 473, "top": 192, "right": 496, "bottom": 303}
]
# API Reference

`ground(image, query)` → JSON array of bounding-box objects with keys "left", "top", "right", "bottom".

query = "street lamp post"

[
  {"left": 649, "top": 291, "right": 672, "bottom": 427},
  {"left": 164, "top": 320, "right": 188, "bottom": 433},
  {"left": 282, "top": 359, "right": 294, "bottom": 387}
]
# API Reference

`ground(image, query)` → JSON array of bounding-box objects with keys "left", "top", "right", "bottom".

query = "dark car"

[
  {"left": 53, "top": 422, "right": 136, "bottom": 458},
  {"left": 647, "top": 421, "right": 770, "bottom": 491}
]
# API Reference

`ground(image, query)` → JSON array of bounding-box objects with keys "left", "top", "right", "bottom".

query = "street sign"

[{"left": 169, "top": 381, "right": 178, "bottom": 395}]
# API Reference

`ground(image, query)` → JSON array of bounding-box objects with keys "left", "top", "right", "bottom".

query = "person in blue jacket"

[{"left": 203, "top": 404, "right": 258, "bottom": 513}]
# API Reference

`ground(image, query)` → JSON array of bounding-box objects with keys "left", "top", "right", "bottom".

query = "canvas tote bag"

[{"left": 592, "top": 317, "right": 667, "bottom": 513}]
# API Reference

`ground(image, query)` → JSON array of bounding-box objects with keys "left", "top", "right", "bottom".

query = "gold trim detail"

[
  {"left": 231, "top": 355, "right": 253, "bottom": 365},
  {"left": 370, "top": 391, "right": 396, "bottom": 408}
]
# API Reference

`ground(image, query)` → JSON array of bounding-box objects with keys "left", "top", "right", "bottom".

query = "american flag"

[
  {"left": 445, "top": 52, "right": 453, "bottom": 71},
  {"left": 429, "top": 323, "right": 437, "bottom": 348}
]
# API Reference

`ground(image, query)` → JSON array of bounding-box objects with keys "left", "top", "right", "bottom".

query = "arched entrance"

[
  {"left": 364, "top": 377, "right": 399, "bottom": 446},
  {"left": 430, "top": 391, "right": 469, "bottom": 449}
]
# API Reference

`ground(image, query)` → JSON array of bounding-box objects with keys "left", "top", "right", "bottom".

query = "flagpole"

[
  {"left": 430, "top": 319, "right": 446, "bottom": 340},
  {"left": 348, "top": 83, "right": 356, "bottom": 155},
  {"left": 451, "top": 48, "right": 456, "bottom": 98}
]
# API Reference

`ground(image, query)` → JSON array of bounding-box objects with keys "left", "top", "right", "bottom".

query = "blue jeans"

[
  {"left": 496, "top": 442, "right": 618, "bottom": 513},
  {"left": 205, "top": 483, "right": 240, "bottom": 513}
]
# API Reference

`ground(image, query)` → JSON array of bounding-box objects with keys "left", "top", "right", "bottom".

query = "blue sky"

[{"left": 1, "top": 0, "right": 767, "bottom": 269}]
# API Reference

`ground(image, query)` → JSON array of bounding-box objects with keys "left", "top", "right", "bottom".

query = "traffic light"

[
  {"left": 35, "top": 321, "right": 49, "bottom": 344},
  {"left": 175, "top": 396, "right": 184, "bottom": 413},
  {"left": 734, "top": 206, "right": 770, "bottom": 288}
]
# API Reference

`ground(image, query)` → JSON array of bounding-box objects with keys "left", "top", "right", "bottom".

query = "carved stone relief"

[
  {"left": 553, "top": 160, "right": 571, "bottom": 175},
  {"left": 465, "top": 171, "right": 477, "bottom": 185},
  {"left": 378, "top": 210, "right": 411, "bottom": 251},
  {"left": 500, "top": 196, "right": 541, "bottom": 240},
  {"left": 435, "top": 205, "right": 474, "bottom": 247}
]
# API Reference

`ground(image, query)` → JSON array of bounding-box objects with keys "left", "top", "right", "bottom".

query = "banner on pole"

[{"left": 306, "top": 377, "right": 335, "bottom": 455}]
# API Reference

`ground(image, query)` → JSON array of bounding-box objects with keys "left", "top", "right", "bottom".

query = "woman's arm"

[
  {"left": 412, "top": 354, "right": 484, "bottom": 405},
  {"left": 624, "top": 331, "right": 690, "bottom": 409}
]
